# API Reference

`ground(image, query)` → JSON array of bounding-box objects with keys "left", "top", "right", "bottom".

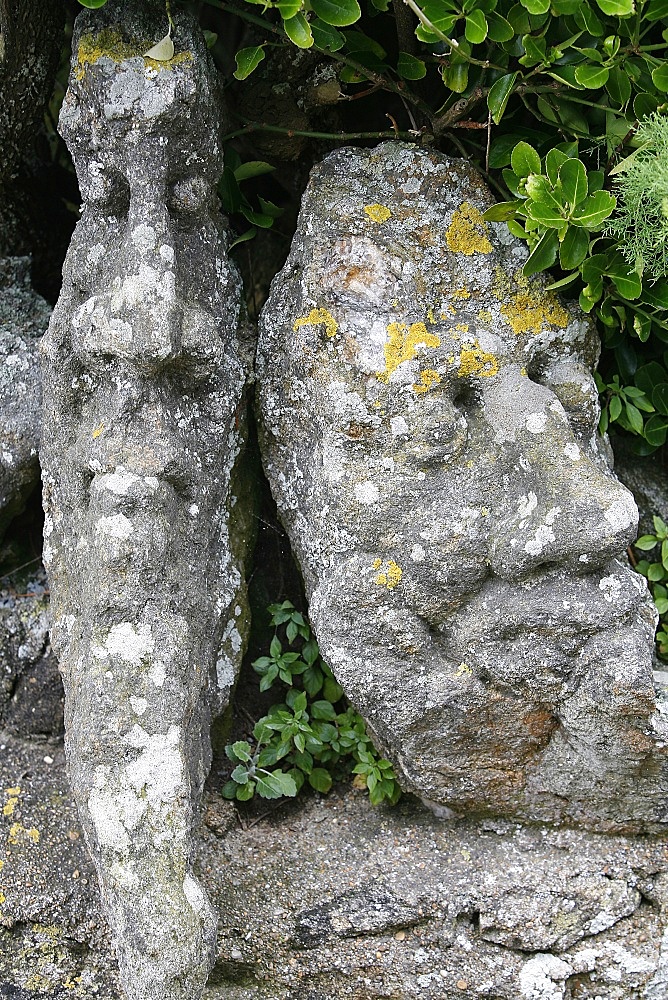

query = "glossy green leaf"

[
  {"left": 609, "top": 394, "right": 623, "bottom": 422},
  {"left": 283, "top": 12, "right": 314, "bottom": 47},
  {"left": 442, "top": 59, "right": 469, "bottom": 93},
  {"left": 235, "top": 782, "right": 255, "bottom": 801},
  {"left": 519, "top": 33, "right": 547, "bottom": 65},
  {"left": 559, "top": 225, "right": 589, "bottom": 269},
  {"left": 523, "top": 229, "right": 559, "bottom": 276},
  {"left": 486, "top": 12, "right": 515, "bottom": 39},
  {"left": 545, "top": 148, "right": 569, "bottom": 185},
  {"left": 397, "top": 51, "right": 427, "bottom": 79},
  {"left": 574, "top": 63, "right": 609, "bottom": 89},
  {"left": 511, "top": 140, "right": 541, "bottom": 178},
  {"left": 234, "top": 160, "right": 275, "bottom": 182},
  {"left": 593, "top": 0, "right": 634, "bottom": 14},
  {"left": 465, "top": 9, "right": 488, "bottom": 42},
  {"left": 526, "top": 201, "right": 567, "bottom": 227},
  {"left": 574, "top": 2, "right": 604, "bottom": 35},
  {"left": 651, "top": 64, "right": 668, "bottom": 92},
  {"left": 233, "top": 45, "right": 266, "bottom": 80},
  {"left": 625, "top": 402, "right": 644, "bottom": 434},
  {"left": 605, "top": 66, "right": 632, "bottom": 106},
  {"left": 570, "top": 190, "right": 616, "bottom": 229},
  {"left": 487, "top": 72, "right": 519, "bottom": 124},
  {"left": 645, "top": 414, "right": 668, "bottom": 447},
  {"left": 520, "top": 0, "right": 550, "bottom": 12},
  {"left": 276, "top": 0, "right": 302, "bottom": 16},
  {"left": 647, "top": 0, "right": 668, "bottom": 17},
  {"left": 77, "top": 0, "right": 109, "bottom": 6},
  {"left": 634, "top": 93, "right": 659, "bottom": 119},
  {"left": 311, "top": 0, "right": 361, "bottom": 26},
  {"left": 311, "top": 17, "right": 346, "bottom": 48},
  {"left": 559, "top": 158, "right": 587, "bottom": 205},
  {"left": 483, "top": 200, "right": 522, "bottom": 221},
  {"left": 653, "top": 384, "right": 668, "bottom": 416}
]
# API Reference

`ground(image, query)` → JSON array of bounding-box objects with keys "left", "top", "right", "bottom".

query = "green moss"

[{"left": 76, "top": 28, "right": 192, "bottom": 81}]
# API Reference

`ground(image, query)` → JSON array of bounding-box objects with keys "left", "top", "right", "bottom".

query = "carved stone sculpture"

[
  {"left": 258, "top": 142, "right": 668, "bottom": 833},
  {"left": 39, "top": 3, "right": 252, "bottom": 997}
]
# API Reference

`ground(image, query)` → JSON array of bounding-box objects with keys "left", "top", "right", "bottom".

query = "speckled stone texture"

[
  {"left": 1, "top": 736, "right": 668, "bottom": 1000},
  {"left": 39, "top": 3, "right": 252, "bottom": 998},
  {"left": 0, "top": 258, "right": 50, "bottom": 539},
  {"left": 257, "top": 142, "right": 668, "bottom": 833}
]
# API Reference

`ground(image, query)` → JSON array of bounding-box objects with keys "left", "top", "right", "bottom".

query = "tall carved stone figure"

[
  {"left": 39, "top": 3, "right": 251, "bottom": 997},
  {"left": 258, "top": 143, "right": 668, "bottom": 833}
]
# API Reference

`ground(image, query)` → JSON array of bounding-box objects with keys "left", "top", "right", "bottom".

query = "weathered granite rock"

[
  {"left": 39, "top": 3, "right": 252, "bottom": 998},
  {"left": 2, "top": 735, "right": 668, "bottom": 999},
  {"left": 0, "top": 567, "right": 63, "bottom": 739},
  {"left": 257, "top": 142, "right": 668, "bottom": 833},
  {"left": 0, "top": 258, "right": 50, "bottom": 540}
]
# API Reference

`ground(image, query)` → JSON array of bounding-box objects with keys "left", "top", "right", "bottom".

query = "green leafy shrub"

[
  {"left": 633, "top": 515, "right": 668, "bottom": 657},
  {"left": 223, "top": 602, "right": 402, "bottom": 806}
]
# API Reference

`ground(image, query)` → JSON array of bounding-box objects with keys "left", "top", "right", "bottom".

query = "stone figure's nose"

[
  {"left": 72, "top": 167, "right": 183, "bottom": 371},
  {"left": 484, "top": 369, "right": 638, "bottom": 579}
]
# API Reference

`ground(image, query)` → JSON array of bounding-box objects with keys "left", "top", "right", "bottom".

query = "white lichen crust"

[
  {"left": 39, "top": 2, "right": 252, "bottom": 997},
  {"left": 257, "top": 142, "right": 668, "bottom": 833}
]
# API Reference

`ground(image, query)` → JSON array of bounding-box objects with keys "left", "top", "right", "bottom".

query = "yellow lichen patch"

[
  {"left": 446, "top": 203, "right": 493, "bottom": 255},
  {"left": 3, "top": 787, "right": 20, "bottom": 817},
  {"left": 293, "top": 307, "right": 338, "bottom": 339},
  {"left": 0, "top": 890, "right": 5, "bottom": 905},
  {"left": 413, "top": 369, "right": 441, "bottom": 394},
  {"left": 427, "top": 307, "right": 436, "bottom": 324},
  {"left": 92, "top": 422, "right": 105, "bottom": 439},
  {"left": 76, "top": 28, "right": 192, "bottom": 80},
  {"left": 373, "top": 558, "right": 382, "bottom": 570},
  {"left": 521, "top": 367, "right": 528, "bottom": 376},
  {"left": 455, "top": 662, "right": 472, "bottom": 676},
  {"left": 379, "top": 321, "right": 440, "bottom": 382},
  {"left": 452, "top": 287, "right": 471, "bottom": 299},
  {"left": 500, "top": 290, "right": 570, "bottom": 336},
  {"left": 458, "top": 343, "right": 499, "bottom": 379},
  {"left": 364, "top": 203, "right": 392, "bottom": 223},
  {"left": 375, "top": 559, "right": 403, "bottom": 590},
  {"left": 7, "top": 822, "right": 39, "bottom": 846},
  {"left": 477, "top": 309, "right": 493, "bottom": 324},
  {"left": 455, "top": 323, "right": 469, "bottom": 333}
]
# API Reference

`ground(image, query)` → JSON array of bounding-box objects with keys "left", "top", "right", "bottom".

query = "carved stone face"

[
  {"left": 39, "top": 6, "right": 249, "bottom": 998},
  {"left": 258, "top": 143, "right": 666, "bottom": 831},
  {"left": 43, "top": 13, "right": 244, "bottom": 620}
]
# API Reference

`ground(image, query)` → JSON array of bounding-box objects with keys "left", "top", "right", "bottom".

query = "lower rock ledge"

[{"left": 1, "top": 732, "right": 667, "bottom": 999}]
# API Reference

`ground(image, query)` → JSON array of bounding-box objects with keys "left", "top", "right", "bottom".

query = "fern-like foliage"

[{"left": 608, "top": 114, "right": 668, "bottom": 282}]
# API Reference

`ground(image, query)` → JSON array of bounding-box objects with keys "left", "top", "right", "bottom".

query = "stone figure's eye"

[
  {"left": 85, "top": 166, "right": 130, "bottom": 214},
  {"left": 167, "top": 177, "right": 210, "bottom": 214}
]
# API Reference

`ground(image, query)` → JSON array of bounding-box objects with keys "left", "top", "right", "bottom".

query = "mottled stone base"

[{"left": 2, "top": 734, "right": 667, "bottom": 1000}]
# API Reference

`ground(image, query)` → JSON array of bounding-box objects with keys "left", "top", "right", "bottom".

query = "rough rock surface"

[
  {"left": 613, "top": 436, "right": 668, "bottom": 539},
  {"left": 0, "top": 567, "right": 63, "bottom": 739},
  {"left": 257, "top": 142, "right": 668, "bottom": 833},
  {"left": 38, "top": 3, "right": 252, "bottom": 999},
  {"left": 0, "top": 258, "right": 50, "bottom": 540},
  {"left": 1, "top": 735, "right": 668, "bottom": 999}
]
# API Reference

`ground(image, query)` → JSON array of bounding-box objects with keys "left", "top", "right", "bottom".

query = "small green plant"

[
  {"left": 633, "top": 515, "right": 668, "bottom": 658},
  {"left": 485, "top": 140, "right": 616, "bottom": 277},
  {"left": 607, "top": 113, "right": 668, "bottom": 281},
  {"left": 223, "top": 601, "right": 402, "bottom": 806}
]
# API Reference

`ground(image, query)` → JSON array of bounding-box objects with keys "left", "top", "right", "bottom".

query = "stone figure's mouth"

[{"left": 465, "top": 560, "right": 651, "bottom": 635}]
